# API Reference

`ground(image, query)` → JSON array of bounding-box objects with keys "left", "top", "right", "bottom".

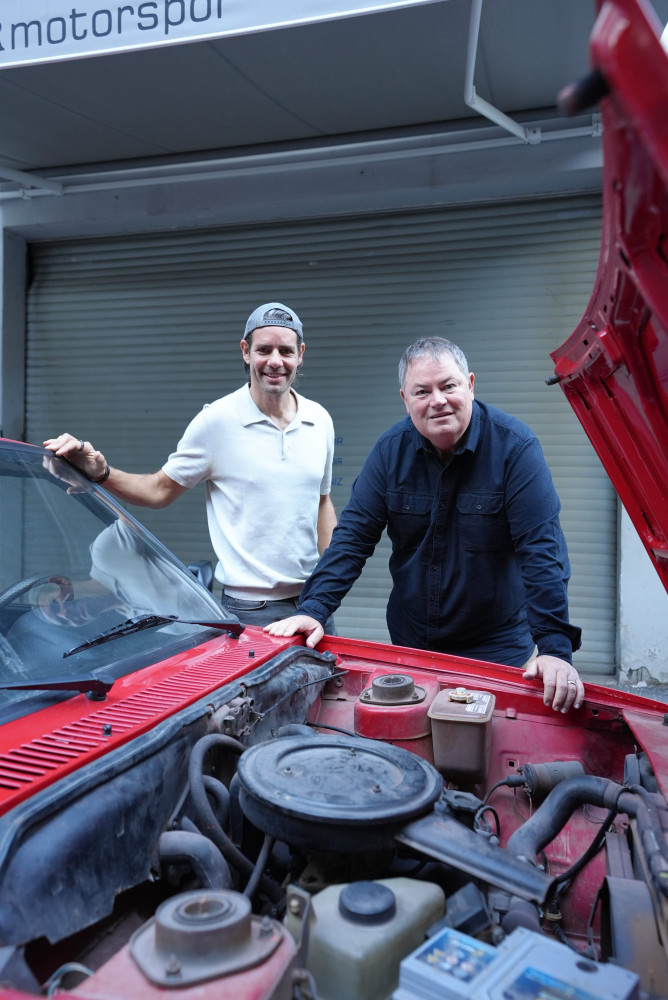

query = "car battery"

[
  {"left": 392, "top": 925, "right": 640, "bottom": 1000},
  {"left": 427, "top": 687, "right": 495, "bottom": 784}
]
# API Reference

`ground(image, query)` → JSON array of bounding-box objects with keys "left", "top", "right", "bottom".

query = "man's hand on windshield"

[
  {"left": 523, "top": 654, "right": 584, "bottom": 713},
  {"left": 44, "top": 433, "right": 108, "bottom": 483},
  {"left": 264, "top": 615, "right": 324, "bottom": 648},
  {"left": 41, "top": 453, "right": 85, "bottom": 493}
]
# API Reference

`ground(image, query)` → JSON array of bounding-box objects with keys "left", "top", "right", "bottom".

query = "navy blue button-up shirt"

[{"left": 300, "top": 400, "right": 581, "bottom": 666}]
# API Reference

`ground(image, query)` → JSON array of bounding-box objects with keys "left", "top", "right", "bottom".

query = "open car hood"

[{"left": 551, "top": 0, "right": 668, "bottom": 591}]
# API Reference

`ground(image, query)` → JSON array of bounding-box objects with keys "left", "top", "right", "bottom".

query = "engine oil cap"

[{"left": 338, "top": 881, "right": 397, "bottom": 925}]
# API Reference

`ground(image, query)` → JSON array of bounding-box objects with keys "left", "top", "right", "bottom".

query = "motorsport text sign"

[{"left": 0, "top": 0, "right": 437, "bottom": 68}]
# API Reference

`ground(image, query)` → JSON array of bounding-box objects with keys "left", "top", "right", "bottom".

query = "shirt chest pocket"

[
  {"left": 386, "top": 491, "right": 433, "bottom": 546},
  {"left": 456, "top": 493, "right": 509, "bottom": 552},
  {"left": 387, "top": 491, "right": 433, "bottom": 516}
]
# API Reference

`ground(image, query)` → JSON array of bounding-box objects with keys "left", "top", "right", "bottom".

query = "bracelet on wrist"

[{"left": 92, "top": 463, "right": 111, "bottom": 485}]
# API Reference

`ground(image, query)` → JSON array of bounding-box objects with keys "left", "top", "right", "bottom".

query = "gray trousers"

[{"left": 222, "top": 592, "right": 336, "bottom": 635}]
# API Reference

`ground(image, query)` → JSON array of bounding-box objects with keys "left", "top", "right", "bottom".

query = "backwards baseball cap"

[{"left": 244, "top": 302, "right": 304, "bottom": 341}]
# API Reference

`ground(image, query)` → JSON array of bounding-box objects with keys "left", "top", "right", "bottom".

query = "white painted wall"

[{"left": 619, "top": 508, "right": 668, "bottom": 684}]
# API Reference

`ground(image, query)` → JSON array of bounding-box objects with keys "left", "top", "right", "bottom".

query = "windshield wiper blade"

[
  {"left": 0, "top": 675, "right": 114, "bottom": 697},
  {"left": 63, "top": 613, "right": 244, "bottom": 658}
]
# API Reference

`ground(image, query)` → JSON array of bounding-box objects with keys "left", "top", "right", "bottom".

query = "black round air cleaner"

[{"left": 236, "top": 734, "right": 442, "bottom": 853}]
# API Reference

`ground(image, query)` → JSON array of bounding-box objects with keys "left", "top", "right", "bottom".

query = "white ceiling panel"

[{"left": 0, "top": 1, "right": 665, "bottom": 182}]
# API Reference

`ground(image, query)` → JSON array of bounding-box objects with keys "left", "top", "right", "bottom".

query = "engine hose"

[
  {"left": 501, "top": 896, "right": 543, "bottom": 935},
  {"left": 188, "top": 734, "right": 283, "bottom": 903},
  {"left": 553, "top": 809, "right": 616, "bottom": 895},
  {"left": 621, "top": 785, "right": 668, "bottom": 897},
  {"left": 243, "top": 833, "right": 275, "bottom": 900},
  {"left": 202, "top": 774, "right": 231, "bottom": 830},
  {"left": 229, "top": 772, "right": 244, "bottom": 846},
  {"left": 507, "top": 775, "right": 626, "bottom": 862},
  {"left": 520, "top": 760, "right": 585, "bottom": 800},
  {"left": 475, "top": 761, "right": 584, "bottom": 831},
  {"left": 158, "top": 830, "right": 233, "bottom": 890},
  {"left": 277, "top": 724, "right": 318, "bottom": 738}
]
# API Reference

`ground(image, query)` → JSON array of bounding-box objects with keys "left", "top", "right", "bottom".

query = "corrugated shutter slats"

[{"left": 25, "top": 194, "right": 613, "bottom": 672}]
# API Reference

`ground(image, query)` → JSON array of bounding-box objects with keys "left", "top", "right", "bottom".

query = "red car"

[{"left": 0, "top": 2, "right": 666, "bottom": 998}]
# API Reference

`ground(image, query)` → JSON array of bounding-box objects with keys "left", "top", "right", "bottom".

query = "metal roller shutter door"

[{"left": 25, "top": 193, "right": 615, "bottom": 673}]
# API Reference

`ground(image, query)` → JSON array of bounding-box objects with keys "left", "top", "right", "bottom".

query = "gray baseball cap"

[{"left": 244, "top": 302, "right": 304, "bottom": 341}]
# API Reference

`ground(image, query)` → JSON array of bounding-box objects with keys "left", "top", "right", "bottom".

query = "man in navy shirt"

[{"left": 266, "top": 337, "right": 584, "bottom": 713}]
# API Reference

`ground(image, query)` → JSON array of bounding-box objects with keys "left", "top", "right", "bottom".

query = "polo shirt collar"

[{"left": 239, "top": 385, "right": 314, "bottom": 428}]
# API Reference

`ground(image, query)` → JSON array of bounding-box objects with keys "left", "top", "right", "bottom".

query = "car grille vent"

[{"left": 0, "top": 637, "right": 278, "bottom": 800}]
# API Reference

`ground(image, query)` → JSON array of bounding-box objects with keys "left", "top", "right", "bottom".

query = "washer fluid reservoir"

[{"left": 303, "top": 877, "right": 445, "bottom": 1000}]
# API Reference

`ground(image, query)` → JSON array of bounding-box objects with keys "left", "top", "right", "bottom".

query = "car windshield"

[{"left": 0, "top": 443, "right": 231, "bottom": 719}]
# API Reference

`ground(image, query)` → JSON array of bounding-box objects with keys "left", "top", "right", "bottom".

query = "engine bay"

[{"left": 1, "top": 637, "right": 666, "bottom": 1000}]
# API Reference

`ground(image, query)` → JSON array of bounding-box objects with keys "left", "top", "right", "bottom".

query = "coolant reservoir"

[
  {"left": 428, "top": 687, "right": 496, "bottom": 785},
  {"left": 303, "top": 877, "right": 445, "bottom": 1000}
]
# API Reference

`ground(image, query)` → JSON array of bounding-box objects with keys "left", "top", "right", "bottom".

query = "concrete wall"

[{"left": 619, "top": 509, "right": 668, "bottom": 684}]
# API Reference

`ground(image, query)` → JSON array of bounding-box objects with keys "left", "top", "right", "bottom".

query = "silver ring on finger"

[
  {"left": 567, "top": 680, "right": 577, "bottom": 686},
  {"left": 78, "top": 439, "right": 85, "bottom": 451}
]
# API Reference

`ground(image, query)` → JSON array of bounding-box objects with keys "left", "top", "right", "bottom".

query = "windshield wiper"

[
  {"left": 63, "top": 613, "right": 244, "bottom": 658},
  {"left": 0, "top": 674, "right": 114, "bottom": 698}
]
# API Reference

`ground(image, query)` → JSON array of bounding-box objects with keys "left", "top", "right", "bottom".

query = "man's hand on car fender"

[
  {"left": 264, "top": 615, "right": 324, "bottom": 648},
  {"left": 523, "top": 654, "right": 584, "bottom": 713}
]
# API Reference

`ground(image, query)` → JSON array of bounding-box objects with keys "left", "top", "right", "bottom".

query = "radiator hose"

[{"left": 507, "top": 775, "right": 626, "bottom": 862}]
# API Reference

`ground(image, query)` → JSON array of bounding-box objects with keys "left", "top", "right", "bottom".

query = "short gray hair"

[{"left": 398, "top": 337, "right": 470, "bottom": 389}]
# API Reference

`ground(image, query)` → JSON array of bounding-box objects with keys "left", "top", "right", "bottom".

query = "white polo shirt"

[{"left": 163, "top": 385, "right": 335, "bottom": 600}]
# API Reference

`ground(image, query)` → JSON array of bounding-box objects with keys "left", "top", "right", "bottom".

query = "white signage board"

[{"left": 0, "top": 0, "right": 441, "bottom": 68}]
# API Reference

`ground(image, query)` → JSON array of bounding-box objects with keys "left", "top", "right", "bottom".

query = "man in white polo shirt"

[{"left": 44, "top": 302, "right": 337, "bottom": 629}]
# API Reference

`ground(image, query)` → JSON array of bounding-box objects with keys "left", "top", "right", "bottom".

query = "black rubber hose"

[
  {"left": 622, "top": 785, "right": 668, "bottom": 897},
  {"left": 202, "top": 774, "right": 230, "bottom": 830},
  {"left": 243, "top": 833, "right": 275, "bottom": 900},
  {"left": 553, "top": 809, "right": 616, "bottom": 892},
  {"left": 501, "top": 896, "right": 543, "bottom": 935},
  {"left": 277, "top": 724, "right": 318, "bottom": 738},
  {"left": 187, "top": 734, "right": 283, "bottom": 903},
  {"left": 507, "top": 775, "right": 626, "bottom": 861},
  {"left": 229, "top": 772, "right": 244, "bottom": 846},
  {"left": 158, "top": 830, "right": 233, "bottom": 889}
]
